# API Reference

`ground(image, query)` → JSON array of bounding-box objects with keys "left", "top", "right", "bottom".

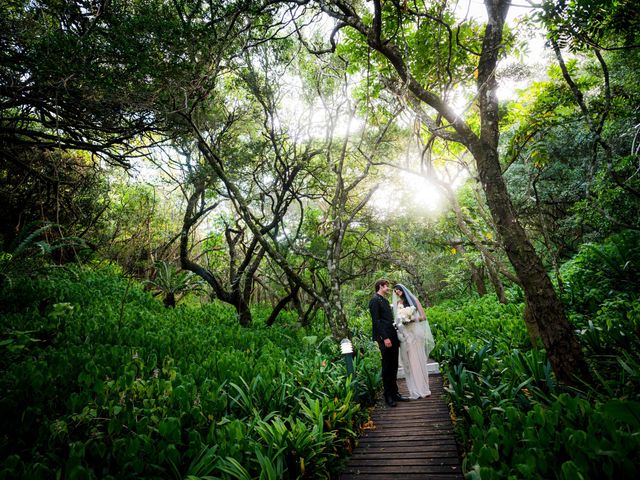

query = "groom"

[{"left": 369, "top": 279, "right": 408, "bottom": 407}]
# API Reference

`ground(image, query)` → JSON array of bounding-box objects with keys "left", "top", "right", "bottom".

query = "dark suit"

[{"left": 369, "top": 293, "right": 400, "bottom": 400}]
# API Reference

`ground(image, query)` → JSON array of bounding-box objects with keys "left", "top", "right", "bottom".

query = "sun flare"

[{"left": 370, "top": 173, "right": 445, "bottom": 217}]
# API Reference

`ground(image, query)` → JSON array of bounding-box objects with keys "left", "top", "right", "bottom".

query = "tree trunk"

[
  {"left": 326, "top": 233, "right": 350, "bottom": 339},
  {"left": 163, "top": 292, "right": 176, "bottom": 308},
  {"left": 300, "top": 299, "right": 318, "bottom": 327},
  {"left": 179, "top": 179, "right": 255, "bottom": 326},
  {"left": 326, "top": 237, "right": 350, "bottom": 340},
  {"left": 471, "top": 266, "right": 488, "bottom": 297},
  {"left": 523, "top": 303, "right": 541, "bottom": 345},
  {"left": 325, "top": 299, "right": 350, "bottom": 340},
  {"left": 236, "top": 297, "right": 252, "bottom": 327},
  {"left": 266, "top": 284, "right": 300, "bottom": 326},
  {"left": 412, "top": 282, "right": 432, "bottom": 307},
  {"left": 485, "top": 258, "right": 507, "bottom": 304},
  {"left": 457, "top": 242, "right": 488, "bottom": 297},
  {"left": 473, "top": 143, "right": 587, "bottom": 382},
  {"left": 469, "top": 0, "right": 589, "bottom": 384}
]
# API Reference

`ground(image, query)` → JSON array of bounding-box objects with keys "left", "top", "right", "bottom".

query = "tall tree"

[
  {"left": 0, "top": 0, "right": 256, "bottom": 250},
  {"left": 283, "top": 55, "right": 397, "bottom": 339},
  {"left": 181, "top": 176, "right": 267, "bottom": 325},
  {"left": 176, "top": 39, "right": 318, "bottom": 325},
  {"left": 292, "top": 0, "right": 590, "bottom": 382},
  {"left": 186, "top": 49, "right": 398, "bottom": 339}
]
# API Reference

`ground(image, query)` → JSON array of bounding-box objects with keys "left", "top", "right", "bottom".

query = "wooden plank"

[
  {"left": 360, "top": 431, "right": 455, "bottom": 440},
  {"left": 361, "top": 425, "right": 454, "bottom": 433},
  {"left": 351, "top": 444, "right": 459, "bottom": 454},
  {"left": 339, "top": 374, "right": 463, "bottom": 479},
  {"left": 347, "top": 456, "right": 461, "bottom": 466},
  {"left": 343, "top": 464, "right": 461, "bottom": 474},
  {"left": 354, "top": 444, "right": 459, "bottom": 454},
  {"left": 341, "top": 474, "right": 462, "bottom": 480},
  {"left": 374, "top": 410, "right": 451, "bottom": 418}
]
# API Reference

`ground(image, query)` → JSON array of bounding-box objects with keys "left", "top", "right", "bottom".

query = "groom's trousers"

[{"left": 378, "top": 340, "right": 400, "bottom": 399}]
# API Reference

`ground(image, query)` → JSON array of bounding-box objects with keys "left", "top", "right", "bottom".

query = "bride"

[{"left": 392, "top": 283, "right": 435, "bottom": 399}]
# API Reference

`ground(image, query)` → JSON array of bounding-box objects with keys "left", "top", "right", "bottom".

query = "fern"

[
  {"left": 144, "top": 261, "right": 204, "bottom": 307},
  {"left": 9, "top": 221, "right": 58, "bottom": 257},
  {"left": 0, "top": 222, "right": 89, "bottom": 289}
]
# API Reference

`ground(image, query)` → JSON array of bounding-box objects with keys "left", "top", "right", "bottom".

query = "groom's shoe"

[
  {"left": 384, "top": 395, "right": 397, "bottom": 407},
  {"left": 393, "top": 394, "right": 409, "bottom": 402}
]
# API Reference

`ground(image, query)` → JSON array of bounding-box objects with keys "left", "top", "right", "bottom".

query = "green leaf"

[
  {"left": 560, "top": 461, "right": 585, "bottom": 480},
  {"left": 477, "top": 445, "right": 499, "bottom": 464},
  {"left": 159, "top": 417, "right": 181, "bottom": 444},
  {"left": 217, "top": 457, "right": 252, "bottom": 480},
  {"left": 601, "top": 400, "right": 640, "bottom": 429},
  {"left": 468, "top": 405, "right": 485, "bottom": 426}
]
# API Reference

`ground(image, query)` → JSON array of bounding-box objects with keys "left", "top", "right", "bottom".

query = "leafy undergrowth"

[
  {"left": 427, "top": 233, "right": 640, "bottom": 479},
  {"left": 0, "top": 266, "right": 376, "bottom": 480}
]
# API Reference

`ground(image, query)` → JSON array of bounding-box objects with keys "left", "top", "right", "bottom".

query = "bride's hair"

[
  {"left": 393, "top": 285, "right": 407, "bottom": 305},
  {"left": 393, "top": 283, "right": 417, "bottom": 308}
]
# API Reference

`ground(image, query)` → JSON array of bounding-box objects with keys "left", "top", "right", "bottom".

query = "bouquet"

[{"left": 395, "top": 305, "right": 416, "bottom": 326}]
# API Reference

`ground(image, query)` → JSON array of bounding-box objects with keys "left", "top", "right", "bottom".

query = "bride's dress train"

[{"left": 398, "top": 321, "right": 432, "bottom": 399}]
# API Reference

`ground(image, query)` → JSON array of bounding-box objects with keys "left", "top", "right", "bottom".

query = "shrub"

[{"left": 0, "top": 266, "right": 373, "bottom": 479}]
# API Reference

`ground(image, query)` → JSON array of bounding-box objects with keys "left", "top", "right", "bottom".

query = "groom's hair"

[{"left": 374, "top": 279, "right": 389, "bottom": 293}]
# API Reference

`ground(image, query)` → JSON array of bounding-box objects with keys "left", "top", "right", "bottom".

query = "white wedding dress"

[
  {"left": 398, "top": 320, "right": 433, "bottom": 398},
  {"left": 393, "top": 284, "right": 435, "bottom": 400}
]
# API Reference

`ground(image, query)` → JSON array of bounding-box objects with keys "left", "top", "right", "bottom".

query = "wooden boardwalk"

[{"left": 340, "top": 374, "right": 463, "bottom": 479}]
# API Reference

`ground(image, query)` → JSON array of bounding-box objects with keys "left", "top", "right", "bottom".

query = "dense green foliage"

[
  {"left": 561, "top": 230, "right": 640, "bottom": 317},
  {"left": 0, "top": 267, "right": 379, "bottom": 479},
  {"left": 4, "top": 229, "right": 638, "bottom": 479},
  {"left": 428, "top": 230, "right": 640, "bottom": 479}
]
